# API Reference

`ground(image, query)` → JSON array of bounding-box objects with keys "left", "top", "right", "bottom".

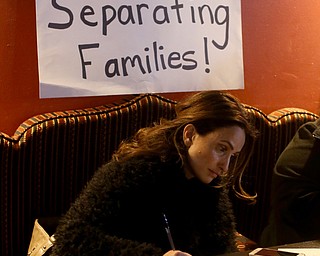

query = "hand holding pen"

[
  {"left": 163, "top": 213, "right": 176, "bottom": 250},
  {"left": 163, "top": 250, "right": 192, "bottom": 256},
  {"left": 162, "top": 213, "right": 192, "bottom": 256}
]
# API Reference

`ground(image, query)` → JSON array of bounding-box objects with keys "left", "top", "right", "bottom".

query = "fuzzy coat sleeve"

[
  {"left": 51, "top": 159, "right": 165, "bottom": 256},
  {"left": 51, "top": 157, "right": 237, "bottom": 256}
]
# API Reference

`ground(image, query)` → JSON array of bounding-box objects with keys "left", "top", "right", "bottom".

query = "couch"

[{"left": 0, "top": 93, "right": 318, "bottom": 256}]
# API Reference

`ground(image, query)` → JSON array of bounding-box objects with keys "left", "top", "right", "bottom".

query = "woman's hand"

[{"left": 163, "top": 250, "right": 192, "bottom": 256}]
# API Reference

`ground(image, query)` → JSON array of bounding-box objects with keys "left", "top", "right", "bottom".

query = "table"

[{"left": 217, "top": 240, "right": 320, "bottom": 256}]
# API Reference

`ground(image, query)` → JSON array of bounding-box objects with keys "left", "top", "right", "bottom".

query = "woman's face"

[{"left": 183, "top": 124, "right": 246, "bottom": 184}]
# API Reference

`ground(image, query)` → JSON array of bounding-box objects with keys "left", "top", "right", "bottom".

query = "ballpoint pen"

[{"left": 163, "top": 213, "right": 176, "bottom": 251}]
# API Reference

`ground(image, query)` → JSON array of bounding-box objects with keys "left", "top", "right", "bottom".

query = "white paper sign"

[{"left": 35, "top": 0, "right": 244, "bottom": 98}]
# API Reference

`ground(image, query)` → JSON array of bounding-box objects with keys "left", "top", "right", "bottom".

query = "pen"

[{"left": 163, "top": 213, "right": 176, "bottom": 251}]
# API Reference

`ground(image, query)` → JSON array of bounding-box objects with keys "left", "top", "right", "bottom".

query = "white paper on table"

[{"left": 278, "top": 248, "right": 320, "bottom": 256}]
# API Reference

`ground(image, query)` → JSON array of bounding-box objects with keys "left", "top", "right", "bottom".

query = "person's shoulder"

[
  {"left": 275, "top": 119, "right": 319, "bottom": 168},
  {"left": 82, "top": 156, "right": 166, "bottom": 196},
  {"left": 312, "top": 118, "right": 320, "bottom": 139},
  {"left": 294, "top": 119, "right": 319, "bottom": 140},
  {"left": 98, "top": 155, "right": 167, "bottom": 180},
  {"left": 300, "top": 118, "right": 320, "bottom": 130},
  {"left": 116, "top": 155, "right": 164, "bottom": 170}
]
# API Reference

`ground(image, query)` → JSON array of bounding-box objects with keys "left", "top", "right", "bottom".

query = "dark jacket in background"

[
  {"left": 51, "top": 156, "right": 237, "bottom": 256},
  {"left": 261, "top": 119, "right": 320, "bottom": 246}
]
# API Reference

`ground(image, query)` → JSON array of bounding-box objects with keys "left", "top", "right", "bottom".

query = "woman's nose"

[{"left": 218, "top": 156, "right": 231, "bottom": 174}]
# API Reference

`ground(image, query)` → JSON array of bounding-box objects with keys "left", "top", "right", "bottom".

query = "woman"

[{"left": 51, "top": 91, "right": 257, "bottom": 256}]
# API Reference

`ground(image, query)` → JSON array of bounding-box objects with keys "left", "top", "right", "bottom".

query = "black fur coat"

[{"left": 51, "top": 156, "right": 236, "bottom": 256}]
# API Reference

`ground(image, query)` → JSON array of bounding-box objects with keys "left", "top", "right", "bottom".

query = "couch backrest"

[
  {"left": 0, "top": 94, "right": 176, "bottom": 256},
  {"left": 0, "top": 94, "right": 318, "bottom": 256}
]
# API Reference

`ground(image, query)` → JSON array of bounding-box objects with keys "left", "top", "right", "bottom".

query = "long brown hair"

[{"left": 113, "top": 91, "right": 258, "bottom": 201}]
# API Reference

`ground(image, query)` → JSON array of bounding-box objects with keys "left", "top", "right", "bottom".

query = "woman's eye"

[{"left": 218, "top": 145, "right": 228, "bottom": 154}]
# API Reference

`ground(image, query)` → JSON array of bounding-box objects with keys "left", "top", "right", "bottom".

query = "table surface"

[{"left": 217, "top": 240, "right": 320, "bottom": 256}]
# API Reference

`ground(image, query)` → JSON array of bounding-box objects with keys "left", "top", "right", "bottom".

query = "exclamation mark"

[{"left": 204, "top": 37, "right": 210, "bottom": 73}]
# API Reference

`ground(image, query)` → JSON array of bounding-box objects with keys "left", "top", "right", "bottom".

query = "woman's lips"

[{"left": 209, "top": 169, "right": 219, "bottom": 178}]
